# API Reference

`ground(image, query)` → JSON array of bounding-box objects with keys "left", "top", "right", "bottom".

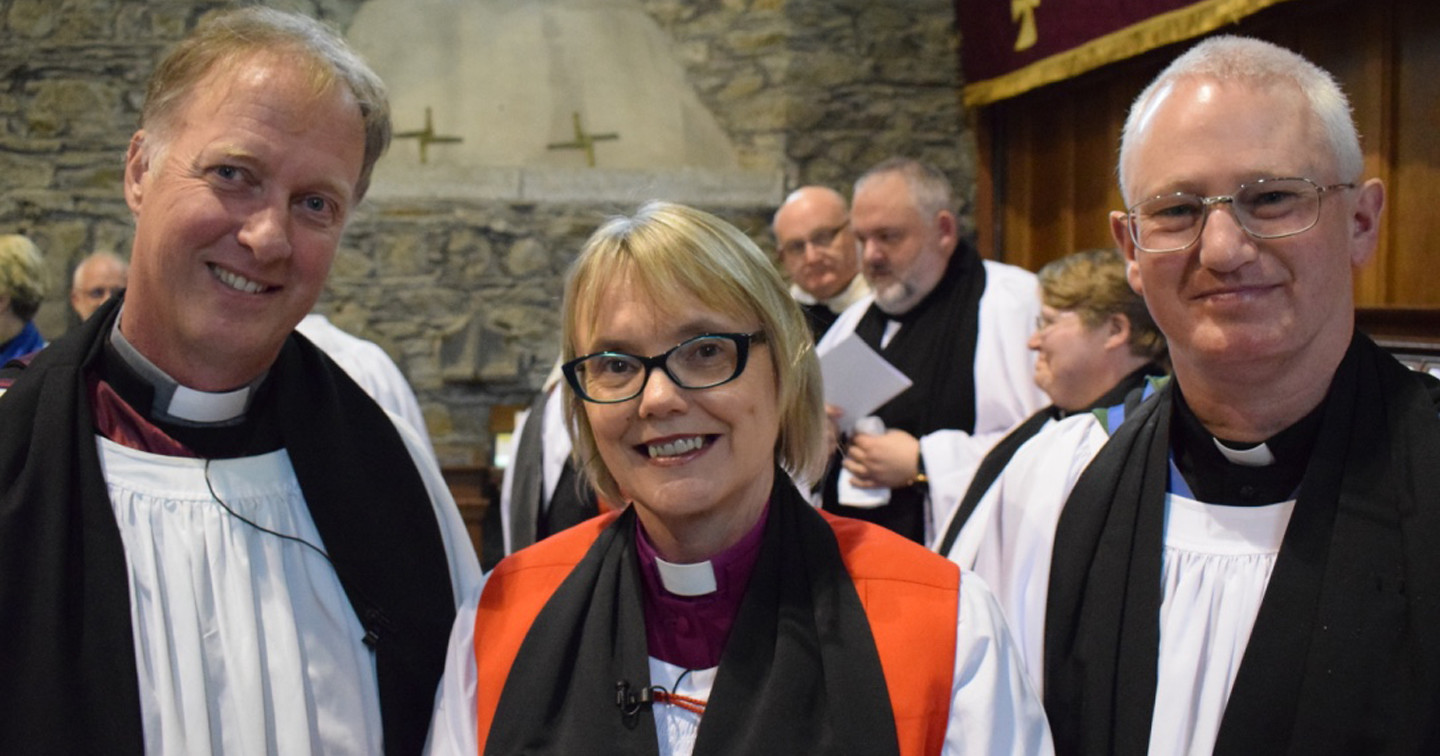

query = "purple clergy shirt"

[{"left": 635, "top": 503, "right": 769, "bottom": 670}]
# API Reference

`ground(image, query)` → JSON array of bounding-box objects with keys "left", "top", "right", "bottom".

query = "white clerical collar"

[
  {"left": 826, "top": 273, "right": 871, "bottom": 314},
  {"left": 1213, "top": 438, "right": 1276, "bottom": 467},
  {"left": 789, "top": 274, "right": 870, "bottom": 315},
  {"left": 109, "top": 313, "right": 263, "bottom": 425},
  {"left": 789, "top": 282, "right": 820, "bottom": 306},
  {"left": 653, "top": 556, "right": 718, "bottom": 597}
]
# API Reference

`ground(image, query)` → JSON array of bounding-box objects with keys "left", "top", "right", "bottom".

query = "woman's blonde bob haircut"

[{"left": 561, "top": 201, "right": 827, "bottom": 505}]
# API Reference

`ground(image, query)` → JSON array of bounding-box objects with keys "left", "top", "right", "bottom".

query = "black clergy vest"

[
  {"left": 822, "top": 240, "right": 986, "bottom": 543},
  {"left": 507, "top": 387, "right": 598, "bottom": 554}
]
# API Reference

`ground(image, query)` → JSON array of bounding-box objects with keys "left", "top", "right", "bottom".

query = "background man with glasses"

[
  {"left": 69, "top": 249, "right": 128, "bottom": 323},
  {"left": 771, "top": 186, "right": 870, "bottom": 341},
  {"left": 971, "top": 35, "right": 1440, "bottom": 754},
  {"left": 815, "top": 157, "right": 1045, "bottom": 546}
]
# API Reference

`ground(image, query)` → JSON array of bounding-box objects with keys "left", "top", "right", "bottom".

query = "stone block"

[
  {"left": 0, "top": 151, "right": 57, "bottom": 188},
  {"left": 7, "top": 0, "right": 58, "bottom": 38},
  {"left": 503, "top": 237, "right": 549, "bottom": 278}
]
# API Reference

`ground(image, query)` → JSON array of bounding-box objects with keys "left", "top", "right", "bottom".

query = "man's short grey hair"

[
  {"left": 1118, "top": 35, "right": 1362, "bottom": 203},
  {"left": 71, "top": 250, "right": 128, "bottom": 291},
  {"left": 140, "top": 6, "right": 391, "bottom": 201},
  {"left": 854, "top": 157, "right": 956, "bottom": 220}
]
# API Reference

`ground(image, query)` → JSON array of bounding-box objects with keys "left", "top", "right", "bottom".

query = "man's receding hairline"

[
  {"left": 774, "top": 185, "right": 847, "bottom": 228},
  {"left": 1119, "top": 76, "right": 1339, "bottom": 200}
]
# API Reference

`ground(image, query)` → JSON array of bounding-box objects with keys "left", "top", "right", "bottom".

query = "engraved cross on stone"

[
  {"left": 394, "top": 107, "right": 463, "bottom": 164},
  {"left": 546, "top": 112, "right": 619, "bottom": 168}
]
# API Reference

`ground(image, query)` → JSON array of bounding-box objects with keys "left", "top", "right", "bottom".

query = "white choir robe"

[
  {"left": 297, "top": 313, "right": 433, "bottom": 453},
  {"left": 424, "top": 571, "right": 1055, "bottom": 756},
  {"left": 970, "top": 413, "right": 1296, "bottom": 755},
  {"left": 816, "top": 260, "right": 1047, "bottom": 546},
  {"left": 102, "top": 410, "right": 482, "bottom": 756},
  {"left": 937, "top": 414, "right": 1059, "bottom": 570}
]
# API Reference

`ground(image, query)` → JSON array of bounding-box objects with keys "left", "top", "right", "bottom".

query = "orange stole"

[{"left": 471, "top": 509, "right": 960, "bottom": 755}]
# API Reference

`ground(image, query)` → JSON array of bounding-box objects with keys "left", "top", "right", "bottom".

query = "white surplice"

[
  {"left": 99, "top": 411, "right": 480, "bottom": 756},
  {"left": 972, "top": 412, "right": 1296, "bottom": 755},
  {"left": 423, "top": 569, "right": 1055, "bottom": 756}
]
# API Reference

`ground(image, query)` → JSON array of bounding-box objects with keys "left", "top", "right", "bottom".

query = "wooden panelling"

[
  {"left": 975, "top": 0, "right": 1440, "bottom": 314},
  {"left": 442, "top": 465, "right": 494, "bottom": 563}
]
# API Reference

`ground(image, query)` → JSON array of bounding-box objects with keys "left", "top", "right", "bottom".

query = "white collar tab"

[
  {"left": 108, "top": 315, "right": 263, "bottom": 425},
  {"left": 1213, "top": 438, "right": 1276, "bottom": 467},
  {"left": 654, "top": 556, "right": 719, "bottom": 597}
]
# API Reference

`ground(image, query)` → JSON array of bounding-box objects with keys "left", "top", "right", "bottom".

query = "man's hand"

[{"left": 843, "top": 429, "right": 920, "bottom": 489}]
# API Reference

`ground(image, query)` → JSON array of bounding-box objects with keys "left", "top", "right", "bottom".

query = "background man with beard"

[{"left": 816, "top": 158, "right": 1045, "bottom": 544}]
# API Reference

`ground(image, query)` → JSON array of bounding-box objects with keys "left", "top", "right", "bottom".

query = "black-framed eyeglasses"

[
  {"left": 777, "top": 219, "right": 849, "bottom": 258},
  {"left": 563, "top": 331, "right": 766, "bottom": 404},
  {"left": 1125, "top": 177, "right": 1354, "bottom": 254}
]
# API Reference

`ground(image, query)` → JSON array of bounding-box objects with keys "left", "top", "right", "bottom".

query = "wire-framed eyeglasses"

[
  {"left": 776, "top": 220, "right": 849, "bottom": 258},
  {"left": 1125, "top": 177, "right": 1354, "bottom": 253},
  {"left": 562, "top": 331, "right": 766, "bottom": 404}
]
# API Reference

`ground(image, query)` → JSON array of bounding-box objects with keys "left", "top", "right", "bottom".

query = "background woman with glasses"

[
  {"left": 425, "top": 201, "right": 1052, "bottom": 755},
  {"left": 937, "top": 248, "right": 1168, "bottom": 567}
]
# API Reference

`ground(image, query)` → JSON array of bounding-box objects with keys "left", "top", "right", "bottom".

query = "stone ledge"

[{"left": 367, "top": 163, "right": 784, "bottom": 208}]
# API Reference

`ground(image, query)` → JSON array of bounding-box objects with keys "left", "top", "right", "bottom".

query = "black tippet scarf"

[
  {"left": 1044, "top": 333, "right": 1440, "bottom": 755},
  {"left": 801, "top": 301, "right": 841, "bottom": 342},
  {"left": 487, "top": 473, "right": 901, "bottom": 755},
  {"left": 823, "top": 240, "right": 987, "bottom": 541},
  {"left": 0, "top": 296, "right": 457, "bottom": 756},
  {"left": 936, "top": 363, "right": 1165, "bottom": 557}
]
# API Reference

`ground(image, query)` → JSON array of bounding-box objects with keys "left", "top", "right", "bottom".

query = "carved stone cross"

[
  {"left": 394, "top": 107, "right": 463, "bottom": 164},
  {"left": 546, "top": 112, "right": 619, "bottom": 168}
]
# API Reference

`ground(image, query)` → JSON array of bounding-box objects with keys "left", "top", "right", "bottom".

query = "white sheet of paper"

[{"left": 817, "top": 332, "right": 912, "bottom": 433}]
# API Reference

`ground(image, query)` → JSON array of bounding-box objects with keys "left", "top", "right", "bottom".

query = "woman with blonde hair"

[
  {"left": 0, "top": 234, "right": 49, "bottom": 363},
  {"left": 426, "top": 201, "right": 1051, "bottom": 755}
]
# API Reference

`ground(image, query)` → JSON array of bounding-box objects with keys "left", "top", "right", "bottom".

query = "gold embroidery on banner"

[{"left": 1012, "top": 0, "right": 1041, "bottom": 51}]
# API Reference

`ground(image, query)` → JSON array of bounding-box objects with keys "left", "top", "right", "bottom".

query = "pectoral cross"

[
  {"left": 394, "top": 107, "right": 463, "bottom": 164},
  {"left": 1012, "top": 0, "right": 1040, "bottom": 52},
  {"left": 546, "top": 112, "right": 619, "bottom": 168}
]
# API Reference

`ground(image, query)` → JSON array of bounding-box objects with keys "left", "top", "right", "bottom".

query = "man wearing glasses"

[
  {"left": 771, "top": 186, "right": 870, "bottom": 341},
  {"left": 971, "top": 36, "right": 1439, "bottom": 754},
  {"left": 69, "top": 250, "right": 128, "bottom": 323}
]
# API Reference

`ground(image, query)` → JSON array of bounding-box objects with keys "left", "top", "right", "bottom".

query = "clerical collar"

[
  {"left": 790, "top": 274, "right": 870, "bottom": 315},
  {"left": 653, "top": 555, "right": 719, "bottom": 597},
  {"left": 1171, "top": 388, "right": 1324, "bottom": 506},
  {"left": 635, "top": 504, "right": 769, "bottom": 669},
  {"left": 1212, "top": 439, "right": 1276, "bottom": 466},
  {"left": 108, "top": 314, "right": 265, "bottom": 426}
]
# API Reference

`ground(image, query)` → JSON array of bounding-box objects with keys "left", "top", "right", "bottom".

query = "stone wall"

[
  {"left": 637, "top": 0, "right": 971, "bottom": 192},
  {"left": 0, "top": 0, "right": 968, "bottom": 467}
]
